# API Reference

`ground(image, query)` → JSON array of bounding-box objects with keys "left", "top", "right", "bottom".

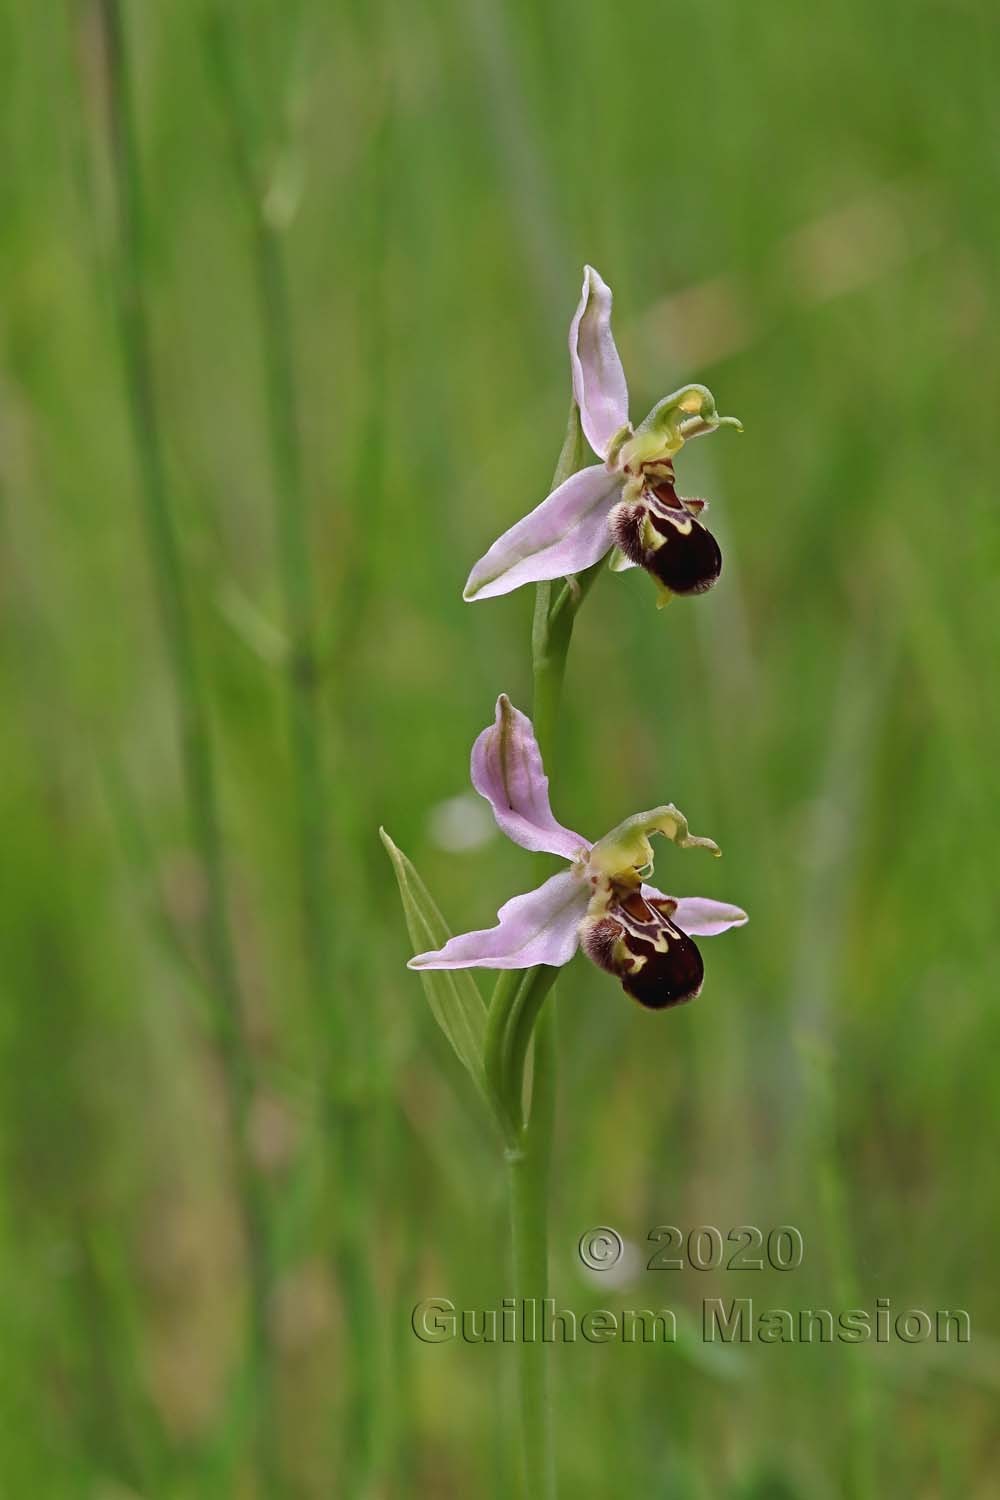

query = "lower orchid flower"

[
  {"left": 463, "top": 266, "right": 742, "bottom": 607},
  {"left": 409, "top": 696, "right": 747, "bottom": 1009}
]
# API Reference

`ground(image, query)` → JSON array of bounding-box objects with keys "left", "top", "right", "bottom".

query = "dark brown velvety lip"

[
  {"left": 582, "top": 892, "right": 705, "bottom": 1010},
  {"left": 643, "top": 505, "right": 722, "bottom": 596}
]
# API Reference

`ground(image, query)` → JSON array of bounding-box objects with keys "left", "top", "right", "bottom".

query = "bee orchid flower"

[
  {"left": 409, "top": 696, "right": 747, "bottom": 1009},
  {"left": 463, "top": 266, "right": 742, "bottom": 606}
]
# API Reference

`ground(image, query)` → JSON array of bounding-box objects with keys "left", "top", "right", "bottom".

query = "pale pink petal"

[
  {"left": 642, "top": 884, "right": 748, "bottom": 937},
  {"left": 408, "top": 870, "right": 589, "bottom": 971},
  {"left": 463, "top": 466, "right": 622, "bottom": 601},
  {"left": 471, "top": 696, "right": 589, "bottom": 860},
  {"left": 569, "top": 266, "right": 630, "bottom": 459},
  {"left": 672, "top": 897, "right": 748, "bottom": 936}
]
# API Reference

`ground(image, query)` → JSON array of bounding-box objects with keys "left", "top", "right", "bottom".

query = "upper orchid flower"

[
  {"left": 464, "top": 266, "right": 742, "bottom": 607},
  {"left": 409, "top": 696, "right": 747, "bottom": 1010}
]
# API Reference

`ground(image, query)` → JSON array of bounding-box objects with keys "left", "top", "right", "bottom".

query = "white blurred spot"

[
  {"left": 579, "top": 1237, "right": 643, "bottom": 1292},
  {"left": 427, "top": 794, "right": 496, "bottom": 853}
]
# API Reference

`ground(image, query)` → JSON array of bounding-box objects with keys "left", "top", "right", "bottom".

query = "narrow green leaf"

[{"left": 379, "top": 829, "right": 488, "bottom": 1092}]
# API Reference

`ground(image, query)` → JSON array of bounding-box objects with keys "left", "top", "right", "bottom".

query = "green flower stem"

[
  {"left": 485, "top": 973, "right": 521, "bottom": 1129},
  {"left": 94, "top": 3, "right": 277, "bottom": 1489},
  {"left": 505, "top": 647, "right": 565, "bottom": 1500},
  {"left": 505, "top": 405, "right": 592, "bottom": 1500},
  {"left": 506, "top": 1082, "right": 556, "bottom": 1500},
  {"left": 531, "top": 580, "right": 566, "bottom": 764}
]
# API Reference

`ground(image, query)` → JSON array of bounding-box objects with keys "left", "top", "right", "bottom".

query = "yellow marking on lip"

[
  {"left": 662, "top": 512, "right": 693, "bottom": 535},
  {"left": 642, "top": 515, "right": 663, "bottom": 553},
  {"left": 615, "top": 942, "right": 646, "bottom": 976}
]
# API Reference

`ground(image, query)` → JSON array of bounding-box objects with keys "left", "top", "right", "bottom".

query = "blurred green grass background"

[{"left": 2, "top": 0, "right": 999, "bottom": 1495}]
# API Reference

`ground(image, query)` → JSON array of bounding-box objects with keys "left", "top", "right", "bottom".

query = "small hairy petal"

[
  {"left": 471, "top": 695, "right": 589, "bottom": 860},
  {"left": 608, "top": 499, "right": 647, "bottom": 566},
  {"left": 569, "top": 265, "right": 630, "bottom": 459},
  {"left": 408, "top": 869, "right": 589, "bottom": 971},
  {"left": 463, "top": 465, "right": 622, "bottom": 601}
]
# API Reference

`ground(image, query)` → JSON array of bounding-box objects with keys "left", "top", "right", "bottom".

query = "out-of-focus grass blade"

[{"left": 380, "top": 829, "right": 488, "bottom": 1095}]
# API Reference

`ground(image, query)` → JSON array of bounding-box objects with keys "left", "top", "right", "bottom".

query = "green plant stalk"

[
  {"left": 94, "top": 2, "right": 277, "bottom": 1489},
  {"left": 505, "top": 606, "right": 566, "bottom": 1500},
  {"left": 506, "top": 1097, "right": 555, "bottom": 1500},
  {"left": 202, "top": 6, "right": 335, "bottom": 1037},
  {"left": 812, "top": 1049, "right": 877, "bottom": 1500},
  {"left": 505, "top": 407, "right": 591, "bottom": 1500},
  {"left": 201, "top": 12, "right": 381, "bottom": 1487}
]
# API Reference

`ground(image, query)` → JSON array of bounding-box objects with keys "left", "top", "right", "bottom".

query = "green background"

[{"left": 3, "top": 0, "right": 998, "bottom": 1494}]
